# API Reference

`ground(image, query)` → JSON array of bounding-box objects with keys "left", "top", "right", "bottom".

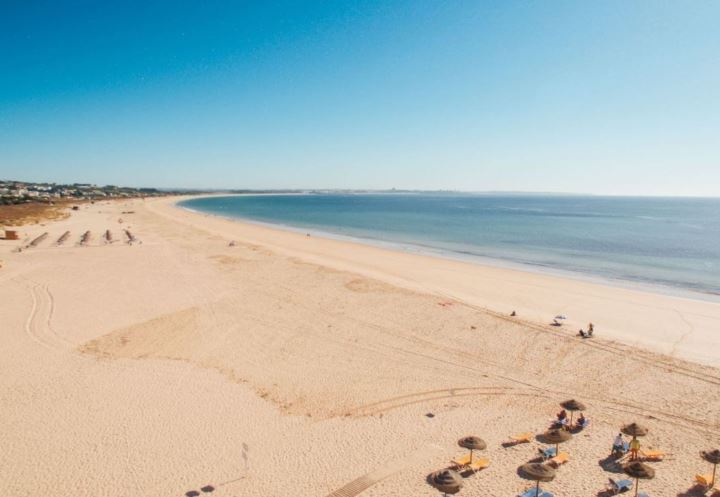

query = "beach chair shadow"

[
  {"left": 598, "top": 455, "right": 625, "bottom": 474},
  {"left": 675, "top": 485, "right": 719, "bottom": 497},
  {"left": 503, "top": 432, "right": 534, "bottom": 448},
  {"left": 677, "top": 485, "right": 712, "bottom": 497}
]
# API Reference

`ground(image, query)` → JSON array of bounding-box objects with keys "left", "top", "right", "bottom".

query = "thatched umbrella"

[
  {"left": 700, "top": 449, "right": 720, "bottom": 487},
  {"left": 428, "top": 469, "right": 464, "bottom": 496},
  {"left": 621, "top": 422, "right": 649, "bottom": 439},
  {"left": 624, "top": 461, "right": 655, "bottom": 497},
  {"left": 458, "top": 436, "right": 486, "bottom": 463},
  {"left": 560, "top": 399, "right": 586, "bottom": 427},
  {"left": 543, "top": 428, "right": 572, "bottom": 455},
  {"left": 519, "top": 462, "right": 556, "bottom": 495}
]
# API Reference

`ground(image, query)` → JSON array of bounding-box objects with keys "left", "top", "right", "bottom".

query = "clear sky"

[{"left": 1, "top": 1, "right": 718, "bottom": 195}]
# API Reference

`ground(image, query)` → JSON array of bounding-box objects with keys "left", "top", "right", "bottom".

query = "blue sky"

[{"left": 1, "top": 1, "right": 718, "bottom": 195}]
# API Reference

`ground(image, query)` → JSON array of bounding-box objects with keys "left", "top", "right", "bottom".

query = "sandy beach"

[{"left": 1, "top": 195, "right": 719, "bottom": 497}]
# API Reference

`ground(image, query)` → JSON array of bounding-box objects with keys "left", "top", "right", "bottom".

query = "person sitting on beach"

[
  {"left": 556, "top": 409, "right": 567, "bottom": 421},
  {"left": 588, "top": 322, "right": 594, "bottom": 336},
  {"left": 578, "top": 329, "right": 586, "bottom": 337},
  {"left": 577, "top": 413, "right": 587, "bottom": 427},
  {"left": 510, "top": 310, "right": 516, "bottom": 317},
  {"left": 612, "top": 433, "right": 625, "bottom": 456}
]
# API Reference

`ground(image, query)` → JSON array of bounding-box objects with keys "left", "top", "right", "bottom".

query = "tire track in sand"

[
  {"left": 20, "top": 279, "right": 70, "bottom": 351},
  {"left": 324, "top": 444, "right": 441, "bottom": 497}
]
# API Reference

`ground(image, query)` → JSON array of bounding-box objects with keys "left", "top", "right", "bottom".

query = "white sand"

[{"left": 1, "top": 196, "right": 719, "bottom": 497}]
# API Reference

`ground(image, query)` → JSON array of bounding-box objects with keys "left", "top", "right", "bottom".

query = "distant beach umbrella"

[
  {"left": 560, "top": 399, "right": 586, "bottom": 426},
  {"left": 700, "top": 449, "right": 720, "bottom": 487},
  {"left": 458, "top": 436, "right": 486, "bottom": 463},
  {"left": 623, "top": 461, "right": 655, "bottom": 497},
  {"left": 428, "top": 469, "right": 464, "bottom": 495},
  {"left": 621, "top": 422, "right": 649, "bottom": 438},
  {"left": 519, "top": 462, "right": 556, "bottom": 495},
  {"left": 542, "top": 428, "right": 572, "bottom": 454}
]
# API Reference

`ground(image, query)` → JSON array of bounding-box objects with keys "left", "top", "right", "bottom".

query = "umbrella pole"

[
  {"left": 470, "top": 448, "right": 473, "bottom": 464},
  {"left": 634, "top": 477, "right": 639, "bottom": 497},
  {"left": 556, "top": 443, "right": 559, "bottom": 455},
  {"left": 569, "top": 411, "right": 574, "bottom": 428},
  {"left": 536, "top": 479, "right": 540, "bottom": 495},
  {"left": 713, "top": 463, "right": 717, "bottom": 487}
]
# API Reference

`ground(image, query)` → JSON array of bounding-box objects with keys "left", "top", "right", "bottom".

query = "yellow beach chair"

[
  {"left": 548, "top": 452, "right": 570, "bottom": 467},
  {"left": 468, "top": 457, "right": 490, "bottom": 473},
  {"left": 641, "top": 449, "right": 667, "bottom": 461},
  {"left": 508, "top": 432, "right": 533, "bottom": 444},
  {"left": 450, "top": 454, "right": 472, "bottom": 468},
  {"left": 695, "top": 473, "right": 715, "bottom": 488}
]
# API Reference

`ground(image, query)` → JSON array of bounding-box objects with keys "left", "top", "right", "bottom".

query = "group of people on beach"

[
  {"left": 554, "top": 409, "right": 588, "bottom": 430},
  {"left": 511, "top": 309, "right": 597, "bottom": 339},
  {"left": 612, "top": 432, "right": 642, "bottom": 460},
  {"left": 578, "top": 322, "right": 594, "bottom": 338}
]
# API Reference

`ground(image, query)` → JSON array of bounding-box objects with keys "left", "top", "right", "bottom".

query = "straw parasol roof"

[
  {"left": 458, "top": 436, "right": 487, "bottom": 451},
  {"left": 624, "top": 461, "right": 655, "bottom": 479},
  {"left": 520, "top": 463, "right": 557, "bottom": 482},
  {"left": 623, "top": 461, "right": 654, "bottom": 497},
  {"left": 701, "top": 449, "right": 720, "bottom": 465},
  {"left": 621, "top": 422, "right": 649, "bottom": 438},
  {"left": 428, "top": 469, "right": 464, "bottom": 495},
  {"left": 519, "top": 462, "right": 556, "bottom": 494},
  {"left": 544, "top": 428, "right": 572, "bottom": 444},
  {"left": 560, "top": 399, "right": 586, "bottom": 411}
]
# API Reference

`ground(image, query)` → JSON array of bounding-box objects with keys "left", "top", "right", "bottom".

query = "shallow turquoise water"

[{"left": 181, "top": 194, "right": 720, "bottom": 298}]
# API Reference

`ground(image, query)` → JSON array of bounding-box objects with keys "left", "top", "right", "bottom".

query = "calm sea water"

[{"left": 181, "top": 194, "right": 720, "bottom": 299}]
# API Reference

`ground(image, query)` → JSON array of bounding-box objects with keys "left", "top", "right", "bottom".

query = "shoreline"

[
  {"left": 178, "top": 195, "right": 720, "bottom": 304},
  {"left": 156, "top": 195, "right": 720, "bottom": 367}
]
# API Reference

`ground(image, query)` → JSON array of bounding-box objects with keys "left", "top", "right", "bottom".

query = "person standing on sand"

[{"left": 630, "top": 437, "right": 641, "bottom": 460}]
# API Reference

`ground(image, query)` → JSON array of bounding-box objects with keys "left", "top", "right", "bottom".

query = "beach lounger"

[
  {"left": 450, "top": 455, "right": 490, "bottom": 472},
  {"left": 640, "top": 449, "right": 666, "bottom": 461},
  {"left": 547, "top": 452, "right": 569, "bottom": 467},
  {"left": 507, "top": 432, "right": 533, "bottom": 445},
  {"left": 539, "top": 447, "right": 557, "bottom": 459},
  {"left": 539, "top": 493, "right": 554, "bottom": 497},
  {"left": 695, "top": 473, "right": 715, "bottom": 488},
  {"left": 607, "top": 478, "right": 633, "bottom": 494},
  {"left": 518, "top": 488, "right": 541, "bottom": 497},
  {"left": 468, "top": 457, "right": 490, "bottom": 472},
  {"left": 450, "top": 454, "right": 472, "bottom": 468}
]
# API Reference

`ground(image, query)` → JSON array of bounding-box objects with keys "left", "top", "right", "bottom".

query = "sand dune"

[{"left": 0, "top": 197, "right": 719, "bottom": 497}]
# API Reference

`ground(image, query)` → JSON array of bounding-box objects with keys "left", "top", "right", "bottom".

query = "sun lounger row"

[{"left": 449, "top": 455, "right": 490, "bottom": 472}]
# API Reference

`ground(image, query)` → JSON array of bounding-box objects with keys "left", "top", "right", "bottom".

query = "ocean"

[{"left": 180, "top": 193, "right": 720, "bottom": 299}]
